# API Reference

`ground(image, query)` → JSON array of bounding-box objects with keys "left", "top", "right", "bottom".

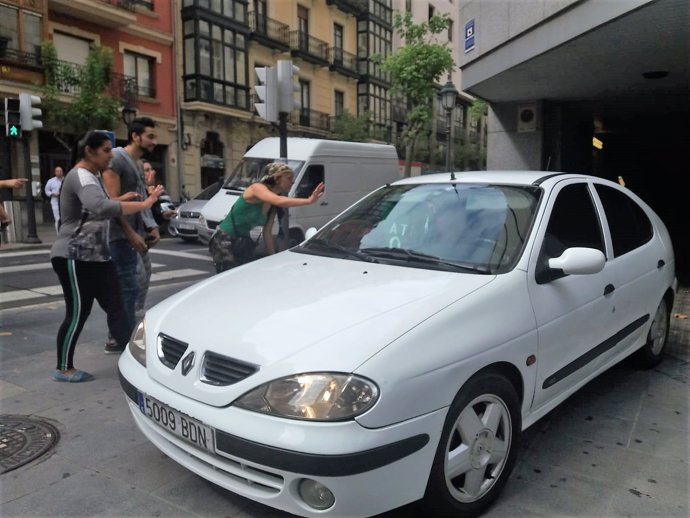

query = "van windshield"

[{"left": 223, "top": 158, "right": 305, "bottom": 192}]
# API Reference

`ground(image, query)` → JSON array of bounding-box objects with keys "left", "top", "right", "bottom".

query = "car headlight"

[
  {"left": 198, "top": 214, "right": 206, "bottom": 227},
  {"left": 234, "top": 372, "right": 379, "bottom": 421},
  {"left": 128, "top": 320, "right": 146, "bottom": 366}
]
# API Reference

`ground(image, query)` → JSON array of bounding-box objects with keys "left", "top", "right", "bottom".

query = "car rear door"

[
  {"left": 588, "top": 181, "right": 662, "bottom": 363},
  {"left": 527, "top": 179, "right": 615, "bottom": 410}
]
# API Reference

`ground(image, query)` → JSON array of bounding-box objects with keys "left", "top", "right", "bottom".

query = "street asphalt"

[{"left": 1, "top": 224, "right": 688, "bottom": 517}]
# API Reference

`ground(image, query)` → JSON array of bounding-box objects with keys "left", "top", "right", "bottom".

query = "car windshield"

[
  {"left": 223, "top": 158, "right": 305, "bottom": 192},
  {"left": 194, "top": 182, "right": 223, "bottom": 201},
  {"left": 298, "top": 183, "right": 541, "bottom": 274}
]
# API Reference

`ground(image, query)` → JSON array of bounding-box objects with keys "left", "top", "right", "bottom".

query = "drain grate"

[{"left": 0, "top": 415, "right": 60, "bottom": 474}]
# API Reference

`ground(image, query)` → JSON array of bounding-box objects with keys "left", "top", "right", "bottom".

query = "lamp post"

[
  {"left": 121, "top": 104, "right": 137, "bottom": 126},
  {"left": 440, "top": 79, "right": 458, "bottom": 173}
]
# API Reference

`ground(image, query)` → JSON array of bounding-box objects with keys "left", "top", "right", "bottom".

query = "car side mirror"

[
  {"left": 305, "top": 227, "right": 318, "bottom": 240},
  {"left": 536, "top": 247, "right": 605, "bottom": 284},
  {"left": 548, "top": 247, "right": 605, "bottom": 275}
]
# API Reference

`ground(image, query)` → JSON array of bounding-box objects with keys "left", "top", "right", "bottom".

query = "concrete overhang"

[{"left": 460, "top": 0, "right": 689, "bottom": 114}]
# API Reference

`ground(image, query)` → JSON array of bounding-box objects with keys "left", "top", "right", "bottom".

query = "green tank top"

[{"left": 218, "top": 195, "right": 267, "bottom": 237}]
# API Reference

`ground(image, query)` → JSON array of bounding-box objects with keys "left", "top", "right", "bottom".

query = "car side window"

[
  {"left": 536, "top": 183, "right": 604, "bottom": 283},
  {"left": 294, "top": 165, "right": 324, "bottom": 198},
  {"left": 594, "top": 184, "right": 653, "bottom": 257}
]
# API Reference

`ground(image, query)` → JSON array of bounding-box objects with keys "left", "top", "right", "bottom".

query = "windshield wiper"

[
  {"left": 360, "top": 247, "right": 490, "bottom": 273},
  {"left": 307, "top": 238, "right": 378, "bottom": 263}
]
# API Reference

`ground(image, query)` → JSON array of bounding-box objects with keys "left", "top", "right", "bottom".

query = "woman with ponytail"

[{"left": 50, "top": 131, "right": 163, "bottom": 382}]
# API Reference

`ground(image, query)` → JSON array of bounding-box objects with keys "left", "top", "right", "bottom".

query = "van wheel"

[
  {"left": 423, "top": 373, "right": 520, "bottom": 517},
  {"left": 634, "top": 297, "right": 670, "bottom": 368}
]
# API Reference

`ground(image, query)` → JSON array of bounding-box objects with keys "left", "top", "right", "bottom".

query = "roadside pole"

[{"left": 22, "top": 134, "right": 41, "bottom": 243}]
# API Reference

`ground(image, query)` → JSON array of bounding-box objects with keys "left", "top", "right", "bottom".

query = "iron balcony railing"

[
  {"left": 295, "top": 108, "right": 331, "bottom": 131},
  {"left": 325, "top": 0, "right": 367, "bottom": 17},
  {"left": 327, "top": 47, "right": 358, "bottom": 76},
  {"left": 248, "top": 12, "right": 290, "bottom": 47},
  {"left": 45, "top": 58, "right": 138, "bottom": 104},
  {"left": 0, "top": 46, "right": 41, "bottom": 67},
  {"left": 290, "top": 31, "right": 329, "bottom": 63}
]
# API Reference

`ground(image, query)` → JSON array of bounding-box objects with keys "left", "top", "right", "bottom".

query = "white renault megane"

[{"left": 119, "top": 171, "right": 676, "bottom": 517}]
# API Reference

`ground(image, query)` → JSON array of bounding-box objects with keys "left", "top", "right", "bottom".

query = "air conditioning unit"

[{"left": 517, "top": 104, "right": 537, "bottom": 133}]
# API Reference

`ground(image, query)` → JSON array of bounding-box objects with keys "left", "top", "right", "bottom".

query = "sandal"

[{"left": 52, "top": 369, "right": 94, "bottom": 383}]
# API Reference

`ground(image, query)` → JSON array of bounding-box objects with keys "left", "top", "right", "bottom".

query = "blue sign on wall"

[{"left": 464, "top": 19, "right": 475, "bottom": 53}]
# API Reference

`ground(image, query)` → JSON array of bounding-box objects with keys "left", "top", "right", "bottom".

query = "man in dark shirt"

[{"left": 102, "top": 117, "right": 159, "bottom": 354}]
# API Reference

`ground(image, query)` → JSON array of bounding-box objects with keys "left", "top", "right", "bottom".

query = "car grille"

[
  {"left": 201, "top": 352, "right": 259, "bottom": 386},
  {"left": 207, "top": 220, "right": 219, "bottom": 229},
  {"left": 157, "top": 334, "right": 189, "bottom": 369},
  {"left": 180, "top": 211, "right": 200, "bottom": 218}
]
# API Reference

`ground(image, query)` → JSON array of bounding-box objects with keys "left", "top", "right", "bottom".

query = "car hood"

[
  {"left": 145, "top": 251, "right": 495, "bottom": 406},
  {"left": 176, "top": 199, "right": 208, "bottom": 213}
]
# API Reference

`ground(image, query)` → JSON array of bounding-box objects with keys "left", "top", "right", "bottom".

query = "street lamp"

[
  {"left": 439, "top": 79, "right": 458, "bottom": 173},
  {"left": 121, "top": 104, "right": 137, "bottom": 126}
]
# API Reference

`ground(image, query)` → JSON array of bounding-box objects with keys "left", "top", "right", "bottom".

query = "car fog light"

[{"left": 298, "top": 479, "right": 335, "bottom": 510}]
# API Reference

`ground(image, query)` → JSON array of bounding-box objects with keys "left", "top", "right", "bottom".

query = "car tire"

[
  {"left": 634, "top": 296, "right": 671, "bottom": 368},
  {"left": 423, "top": 373, "right": 520, "bottom": 517},
  {"left": 288, "top": 230, "right": 304, "bottom": 249}
]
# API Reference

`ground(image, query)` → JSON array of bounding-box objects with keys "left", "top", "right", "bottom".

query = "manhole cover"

[{"left": 0, "top": 415, "right": 60, "bottom": 474}]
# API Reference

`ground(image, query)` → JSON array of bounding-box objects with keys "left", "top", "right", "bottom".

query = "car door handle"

[
  {"left": 657, "top": 259, "right": 665, "bottom": 269},
  {"left": 604, "top": 284, "right": 615, "bottom": 296}
]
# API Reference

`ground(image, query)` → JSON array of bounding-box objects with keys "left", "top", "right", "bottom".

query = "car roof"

[{"left": 395, "top": 171, "right": 592, "bottom": 187}]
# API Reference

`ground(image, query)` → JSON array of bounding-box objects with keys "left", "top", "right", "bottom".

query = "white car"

[{"left": 119, "top": 171, "right": 676, "bottom": 517}]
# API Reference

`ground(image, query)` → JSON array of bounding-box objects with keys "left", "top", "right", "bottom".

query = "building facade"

[{"left": 0, "top": 0, "right": 176, "bottom": 237}]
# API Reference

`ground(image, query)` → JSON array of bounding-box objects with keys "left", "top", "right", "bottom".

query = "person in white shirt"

[{"left": 44, "top": 166, "right": 64, "bottom": 232}]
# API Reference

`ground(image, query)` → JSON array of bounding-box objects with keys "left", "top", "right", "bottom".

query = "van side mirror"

[{"left": 305, "top": 227, "right": 318, "bottom": 240}]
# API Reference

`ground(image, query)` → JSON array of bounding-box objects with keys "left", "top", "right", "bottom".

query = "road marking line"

[{"left": 0, "top": 269, "right": 208, "bottom": 304}]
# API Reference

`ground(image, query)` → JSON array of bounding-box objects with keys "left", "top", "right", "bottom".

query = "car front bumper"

[{"left": 118, "top": 350, "right": 445, "bottom": 517}]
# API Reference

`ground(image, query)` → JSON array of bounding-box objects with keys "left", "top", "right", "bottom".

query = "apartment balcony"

[
  {"left": 325, "top": 0, "right": 367, "bottom": 17},
  {"left": 328, "top": 48, "right": 359, "bottom": 79},
  {"left": 290, "top": 32, "right": 329, "bottom": 67},
  {"left": 294, "top": 108, "right": 331, "bottom": 132},
  {"left": 46, "top": 59, "right": 138, "bottom": 105},
  {"left": 248, "top": 12, "right": 290, "bottom": 51},
  {"left": 50, "top": 0, "right": 137, "bottom": 28},
  {"left": 0, "top": 45, "right": 42, "bottom": 69}
]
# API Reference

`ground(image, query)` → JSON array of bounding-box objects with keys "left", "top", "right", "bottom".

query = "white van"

[{"left": 196, "top": 137, "right": 400, "bottom": 247}]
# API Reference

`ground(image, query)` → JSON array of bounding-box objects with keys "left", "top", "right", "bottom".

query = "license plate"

[
  {"left": 138, "top": 392, "right": 214, "bottom": 453},
  {"left": 176, "top": 223, "right": 194, "bottom": 230}
]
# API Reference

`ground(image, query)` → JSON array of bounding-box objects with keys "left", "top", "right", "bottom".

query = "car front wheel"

[{"left": 423, "top": 373, "right": 520, "bottom": 517}]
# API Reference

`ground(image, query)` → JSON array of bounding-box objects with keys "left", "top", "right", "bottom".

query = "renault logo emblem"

[{"left": 181, "top": 351, "right": 195, "bottom": 376}]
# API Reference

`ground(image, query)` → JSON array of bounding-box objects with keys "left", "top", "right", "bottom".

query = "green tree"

[
  {"left": 379, "top": 11, "right": 455, "bottom": 177},
  {"left": 41, "top": 42, "right": 123, "bottom": 140},
  {"left": 331, "top": 111, "right": 371, "bottom": 142}
]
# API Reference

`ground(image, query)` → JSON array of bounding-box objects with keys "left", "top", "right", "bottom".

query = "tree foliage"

[
  {"left": 41, "top": 42, "right": 123, "bottom": 137},
  {"left": 331, "top": 111, "right": 372, "bottom": 142},
  {"left": 379, "top": 11, "right": 456, "bottom": 176}
]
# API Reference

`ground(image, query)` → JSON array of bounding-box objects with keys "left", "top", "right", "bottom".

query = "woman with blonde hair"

[{"left": 211, "top": 162, "right": 324, "bottom": 272}]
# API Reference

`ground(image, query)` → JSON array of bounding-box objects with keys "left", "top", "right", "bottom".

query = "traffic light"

[
  {"left": 4, "top": 98, "right": 21, "bottom": 138},
  {"left": 19, "top": 93, "right": 43, "bottom": 132},
  {"left": 254, "top": 66, "right": 278, "bottom": 123},
  {"left": 277, "top": 60, "right": 300, "bottom": 113}
]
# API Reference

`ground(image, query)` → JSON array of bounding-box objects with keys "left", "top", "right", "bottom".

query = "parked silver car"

[{"left": 169, "top": 182, "right": 222, "bottom": 242}]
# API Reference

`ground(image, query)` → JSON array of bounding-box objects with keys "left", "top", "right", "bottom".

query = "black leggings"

[{"left": 51, "top": 257, "right": 131, "bottom": 371}]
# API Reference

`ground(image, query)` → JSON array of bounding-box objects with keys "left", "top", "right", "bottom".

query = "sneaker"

[{"left": 104, "top": 343, "right": 126, "bottom": 355}]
